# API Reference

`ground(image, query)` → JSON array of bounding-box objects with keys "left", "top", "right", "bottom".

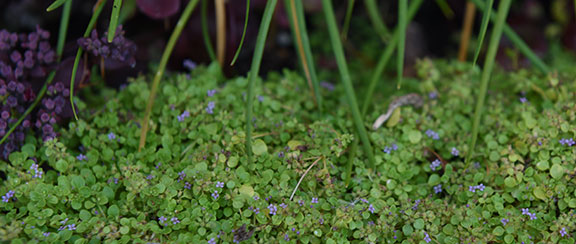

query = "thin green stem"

[
  {"left": 364, "top": 0, "right": 390, "bottom": 42},
  {"left": 70, "top": 0, "right": 108, "bottom": 121},
  {"left": 107, "top": 0, "right": 123, "bottom": 43},
  {"left": 465, "top": 0, "right": 512, "bottom": 167},
  {"left": 46, "top": 0, "right": 67, "bottom": 11},
  {"left": 69, "top": 49, "right": 83, "bottom": 120},
  {"left": 346, "top": 0, "right": 423, "bottom": 186},
  {"left": 201, "top": 0, "right": 217, "bottom": 62},
  {"left": 396, "top": 0, "right": 407, "bottom": 90},
  {"left": 230, "top": 0, "right": 250, "bottom": 66},
  {"left": 56, "top": 0, "right": 72, "bottom": 60},
  {"left": 361, "top": 0, "right": 423, "bottom": 115},
  {"left": 321, "top": 0, "right": 375, "bottom": 169},
  {"left": 286, "top": 0, "right": 323, "bottom": 111},
  {"left": 341, "top": 0, "right": 356, "bottom": 40},
  {"left": 470, "top": 0, "right": 549, "bottom": 73},
  {"left": 0, "top": 73, "right": 55, "bottom": 147},
  {"left": 138, "top": 0, "right": 200, "bottom": 151},
  {"left": 434, "top": 0, "right": 455, "bottom": 19},
  {"left": 245, "top": 0, "right": 278, "bottom": 162},
  {"left": 472, "top": 0, "right": 494, "bottom": 67}
]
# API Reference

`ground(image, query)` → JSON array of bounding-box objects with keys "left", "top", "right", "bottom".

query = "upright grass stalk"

[
  {"left": 201, "top": 0, "right": 217, "bottom": 62},
  {"left": 107, "top": 0, "right": 123, "bottom": 43},
  {"left": 470, "top": 0, "right": 549, "bottom": 73},
  {"left": 215, "top": 0, "right": 226, "bottom": 65},
  {"left": 138, "top": 0, "right": 200, "bottom": 151},
  {"left": 286, "top": 0, "right": 322, "bottom": 111},
  {"left": 1, "top": 0, "right": 76, "bottom": 146},
  {"left": 361, "top": 0, "right": 423, "bottom": 115},
  {"left": 473, "top": 0, "right": 494, "bottom": 66},
  {"left": 341, "top": 0, "right": 356, "bottom": 41},
  {"left": 56, "top": 0, "right": 72, "bottom": 61},
  {"left": 465, "top": 0, "right": 512, "bottom": 167},
  {"left": 230, "top": 0, "right": 250, "bottom": 66},
  {"left": 364, "top": 0, "right": 390, "bottom": 42},
  {"left": 245, "top": 0, "right": 278, "bottom": 162},
  {"left": 458, "top": 2, "right": 476, "bottom": 62},
  {"left": 434, "top": 0, "right": 455, "bottom": 19},
  {"left": 396, "top": 0, "right": 407, "bottom": 90},
  {"left": 346, "top": 0, "right": 423, "bottom": 187},
  {"left": 321, "top": 0, "right": 376, "bottom": 169},
  {"left": 69, "top": 0, "right": 108, "bottom": 121},
  {"left": 46, "top": 0, "right": 68, "bottom": 11},
  {"left": 0, "top": 73, "right": 55, "bottom": 147}
]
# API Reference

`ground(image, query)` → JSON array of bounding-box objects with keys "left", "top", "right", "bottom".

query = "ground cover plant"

[{"left": 1, "top": 0, "right": 576, "bottom": 243}]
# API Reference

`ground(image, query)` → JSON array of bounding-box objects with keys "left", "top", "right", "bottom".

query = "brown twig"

[
  {"left": 458, "top": 2, "right": 476, "bottom": 62},
  {"left": 290, "top": 157, "right": 322, "bottom": 201}
]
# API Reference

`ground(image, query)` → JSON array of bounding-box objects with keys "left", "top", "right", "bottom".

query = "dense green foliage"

[{"left": 1, "top": 61, "right": 575, "bottom": 243}]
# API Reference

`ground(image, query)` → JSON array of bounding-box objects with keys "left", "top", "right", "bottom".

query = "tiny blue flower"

[
  {"left": 211, "top": 191, "right": 219, "bottom": 200},
  {"left": 2, "top": 190, "right": 15, "bottom": 203},
  {"left": 206, "top": 101, "right": 215, "bottom": 114},
  {"left": 311, "top": 197, "right": 318, "bottom": 204},
  {"left": 430, "top": 159, "right": 441, "bottom": 171},
  {"left": 216, "top": 181, "right": 224, "bottom": 188},
  {"left": 519, "top": 97, "right": 527, "bottom": 103},
  {"left": 207, "top": 89, "right": 216, "bottom": 97},
  {"left": 208, "top": 238, "right": 217, "bottom": 244},
  {"left": 171, "top": 217, "right": 180, "bottom": 225},
  {"left": 560, "top": 227, "right": 567, "bottom": 237},
  {"left": 177, "top": 110, "right": 190, "bottom": 122},
  {"left": 433, "top": 184, "right": 442, "bottom": 194},
  {"left": 76, "top": 154, "right": 87, "bottom": 161},
  {"left": 183, "top": 59, "right": 197, "bottom": 71},
  {"left": 158, "top": 216, "right": 167, "bottom": 225},
  {"left": 425, "top": 129, "right": 440, "bottom": 140},
  {"left": 451, "top": 147, "right": 459, "bottom": 156},
  {"left": 268, "top": 204, "right": 278, "bottom": 215},
  {"left": 107, "top": 132, "right": 116, "bottom": 140},
  {"left": 423, "top": 232, "right": 431, "bottom": 243},
  {"left": 501, "top": 218, "right": 509, "bottom": 226},
  {"left": 368, "top": 204, "right": 375, "bottom": 213}
]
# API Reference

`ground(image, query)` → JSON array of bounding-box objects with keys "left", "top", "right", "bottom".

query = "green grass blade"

[
  {"left": 364, "top": 0, "right": 390, "bottom": 42},
  {"left": 286, "top": 0, "right": 323, "bottom": 111},
  {"left": 230, "top": 0, "right": 250, "bottom": 66},
  {"left": 396, "top": 0, "right": 407, "bottom": 90},
  {"left": 470, "top": 0, "right": 549, "bottom": 73},
  {"left": 56, "top": 0, "right": 72, "bottom": 60},
  {"left": 46, "top": 0, "right": 67, "bottom": 12},
  {"left": 1, "top": 0, "right": 75, "bottom": 146},
  {"left": 434, "top": 0, "right": 455, "bottom": 19},
  {"left": 245, "top": 0, "right": 278, "bottom": 162},
  {"left": 70, "top": 0, "right": 108, "bottom": 121},
  {"left": 465, "top": 0, "right": 512, "bottom": 167},
  {"left": 321, "top": 0, "right": 375, "bottom": 169},
  {"left": 0, "top": 72, "right": 55, "bottom": 147},
  {"left": 341, "top": 0, "right": 356, "bottom": 40},
  {"left": 347, "top": 0, "right": 422, "bottom": 186},
  {"left": 201, "top": 0, "right": 217, "bottom": 62},
  {"left": 472, "top": 0, "right": 494, "bottom": 66},
  {"left": 138, "top": 0, "right": 200, "bottom": 150},
  {"left": 361, "top": 0, "right": 423, "bottom": 115},
  {"left": 107, "top": 0, "right": 123, "bottom": 43}
]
